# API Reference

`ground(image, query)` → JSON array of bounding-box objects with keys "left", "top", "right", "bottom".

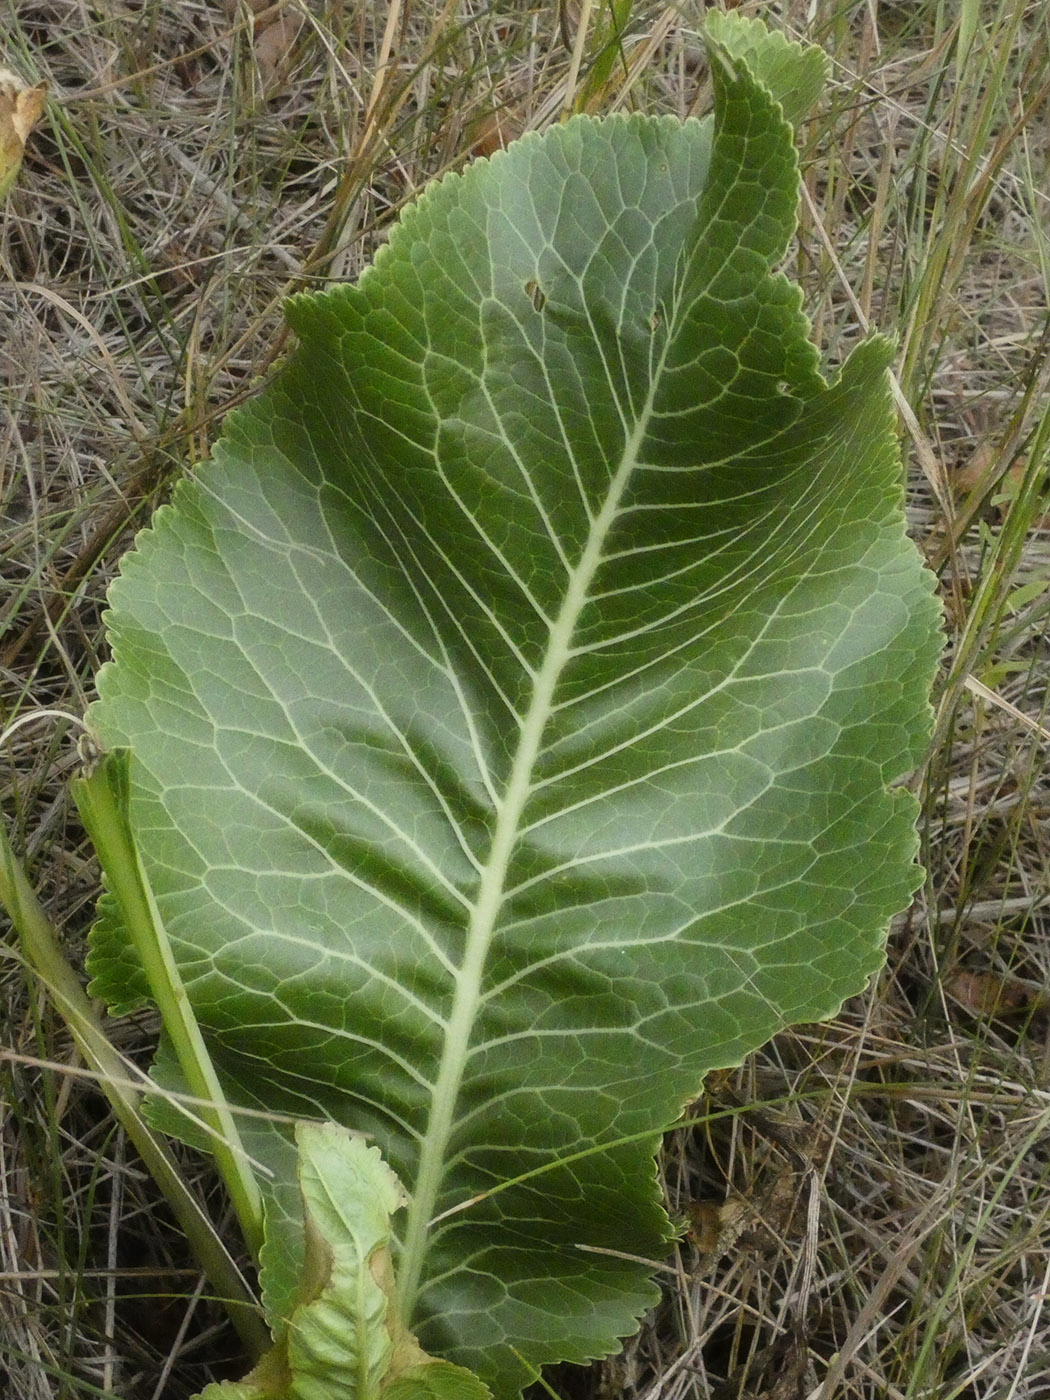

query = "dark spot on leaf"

[{"left": 525, "top": 280, "right": 546, "bottom": 312}]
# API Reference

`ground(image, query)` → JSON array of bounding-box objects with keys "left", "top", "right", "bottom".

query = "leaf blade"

[{"left": 89, "top": 18, "right": 941, "bottom": 1396}]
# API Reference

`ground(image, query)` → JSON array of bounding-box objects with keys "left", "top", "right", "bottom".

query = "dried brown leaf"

[
  {"left": 952, "top": 439, "right": 999, "bottom": 498},
  {"left": 945, "top": 967, "right": 1048, "bottom": 1018},
  {"left": 686, "top": 1173, "right": 801, "bottom": 1276},
  {"left": 466, "top": 108, "right": 522, "bottom": 158},
  {"left": 254, "top": 11, "right": 305, "bottom": 95},
  {"left": 0, "top": 66, "right": 46, "bottom": 198}
]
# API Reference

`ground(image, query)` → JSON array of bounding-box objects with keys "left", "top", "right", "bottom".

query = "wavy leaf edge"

[{"left": 85, "top": 13, "right": 942, "bottom": 1399}]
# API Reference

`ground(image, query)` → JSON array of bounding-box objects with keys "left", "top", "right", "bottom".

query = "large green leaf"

[{"left": 87, "top": 15, "right": 940, "bottom": 1398}]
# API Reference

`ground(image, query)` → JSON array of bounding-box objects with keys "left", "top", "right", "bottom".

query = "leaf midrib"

[{"left": 395, "top": 350, "right": 669, "bottom": 1321}]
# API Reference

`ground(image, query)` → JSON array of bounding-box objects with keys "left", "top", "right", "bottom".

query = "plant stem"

[
  {"left": 0, "top": 821, "right": 269, "bottom": 1359},
  {"left": 71, "top": 749, "right": 266, "bottom": 1260}
]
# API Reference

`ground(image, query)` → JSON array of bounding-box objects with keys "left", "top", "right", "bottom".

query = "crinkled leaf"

[
  {"left": 87, "top": 14, "right": 940, "bottom": 1400},
  {"left": 194, "top": 1126, "right": 483, "bottom": 1400},
  {"left": 283, "top": 1126, "right": 404, "bottom": 1400}
]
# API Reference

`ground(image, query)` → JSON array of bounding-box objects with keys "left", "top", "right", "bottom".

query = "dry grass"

[{"left": 2, "top": 1, "right": 1050, "bottom": 1397}]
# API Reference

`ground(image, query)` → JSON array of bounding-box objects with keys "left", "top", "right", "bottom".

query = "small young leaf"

[
  {"left": 282, "top": 1126, "right": 406, "bottom": 1398},
  {"left": 192, "top": 1126, "right": 493, "bottom": 1400}
]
